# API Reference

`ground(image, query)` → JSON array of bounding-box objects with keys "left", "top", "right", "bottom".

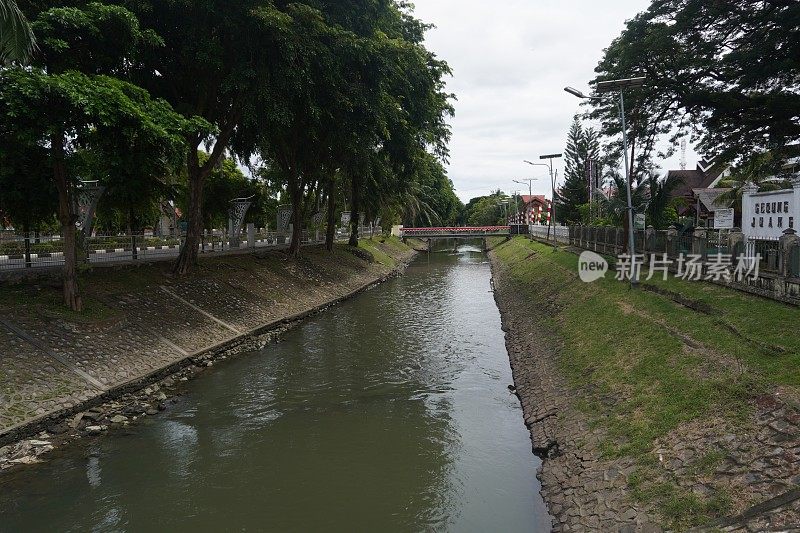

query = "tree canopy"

[
  {"left": 2, "top": 0, "right": 457, "bottom": 309},
  {"left": 589, "top": 0, "right": 800, "bottom": 173}
]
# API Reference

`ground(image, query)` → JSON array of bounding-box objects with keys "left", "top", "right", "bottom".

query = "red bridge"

[{"left": 400, "top": 226, "right": 510, "bottom": 238}]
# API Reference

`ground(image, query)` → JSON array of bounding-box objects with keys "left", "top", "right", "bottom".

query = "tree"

[
  {"left": 462, "top": 191, "right": 507, "bottom": 227},
  {"left": 120, "top": 0, "right": 290, "bottom": 273},
  {"left": 558, "top": 116, "right": 600, "bottom": 224},
  {"left": 0, "top": 3, "right": 200, "bottom": 310},
  {"left": 249, "top": 1, "right": 452, "bottom": 254},
  {"left": 1, "top": 0, "right": 35, "bottom": 63},
  {"left": 0, "top": 69, "right": 195, "bottom": 309},
  {"left": 644, "top": 172, "right": 681, "bottom": 230},
  {"left": 196, "top": 154, "right": 255, "bottom": 231},
  {"left": 590, "top": 0, "right": 800, "bottom": 174}
]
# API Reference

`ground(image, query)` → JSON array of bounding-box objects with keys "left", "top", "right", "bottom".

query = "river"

[{"left": 0, "top": 244, "right": 550, "bottom": 532}]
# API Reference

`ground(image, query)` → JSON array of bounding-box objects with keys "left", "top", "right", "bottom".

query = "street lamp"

[
  {"left": 564, "top": 76, "right": 644, "bottom": 287},
  {"left": 524, "top": 155, "right": 562, "bottom": 246}
]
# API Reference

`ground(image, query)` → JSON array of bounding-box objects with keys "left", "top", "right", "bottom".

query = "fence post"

[
  {"left": 666, "top": 227, "right": 677, "bottom": 258},
  {"left": 247, "top": 223, "right": 255, "bottom": 249},
  {"left": 728, "top": 228, "right": 744, "bottom": 260},
  {"left": 645, "top": 225, "right": 655, "bottom": 255},
  {"left": 693, "top": 228, "right": 707, "bottom": 277},
  {"left": 779, "top": 228, "right": 799, "bottom": 278}
]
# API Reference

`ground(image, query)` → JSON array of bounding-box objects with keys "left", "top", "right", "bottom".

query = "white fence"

[{"left": 530, "top": 225, "right": 569, "bottom": 244}]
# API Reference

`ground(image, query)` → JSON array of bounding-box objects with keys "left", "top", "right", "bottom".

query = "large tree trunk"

[
  {"left": 174, "top": 149, "right": 207, "bottom": 274},
  {"left": 287, "top": 168, "right": 303, "bottom": 257},
  {"left": 348, "top": 174, "right": 360, "bottom": 247},
  {"left": 325, "top": 176, "right": 337, "bottom": 252},
  {"left": 52, "top": 132, "right": 82, "bottom": 311}
]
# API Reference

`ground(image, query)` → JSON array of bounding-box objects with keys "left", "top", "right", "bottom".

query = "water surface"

[{"left": 0, "top": 245, "right": 549, "bottom": 532}]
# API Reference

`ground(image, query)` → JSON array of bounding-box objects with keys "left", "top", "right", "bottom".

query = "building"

[
  {"left": 667, "top": 157, "right": 732, "bottom": 227},
  {"left": 520, "top": 195, "right": 551, "bottom": 225}
]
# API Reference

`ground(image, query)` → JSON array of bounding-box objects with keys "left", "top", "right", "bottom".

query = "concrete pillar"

[
  {"left": 741, "top": 182, "right": 759, "bottom": 239},
  {"left": 645, "top": 225, "right": 656, "bottom": 254},
  {"left": 728, "top": 228, "right": 744, "bottom": 259},
  {"left": 666, "top": 227, "right": 678, "bottom": 258},
  {"left": 779, "top": 228, "right": 799, "bottom": 277},
  {"left": 693, "top": 228, "right": 707, "bottom": 260},
  {"left": 247, "top": 223, "right": 255, "bottom": 249}
]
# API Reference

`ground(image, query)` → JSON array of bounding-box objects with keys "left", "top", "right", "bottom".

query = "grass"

[
  {"left": 357, "top": 235, "right": 413, "bottom": 268},
  {"left": 0, "top": 239, "right": 415, "bottom": 323},
  {"left": 492, "top": 237, "right": 799, "bottom": 528}
]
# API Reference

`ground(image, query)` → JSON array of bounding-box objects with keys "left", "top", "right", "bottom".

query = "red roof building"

[{"left": 519, "top": 195, "right": 551, "bottom": 225}]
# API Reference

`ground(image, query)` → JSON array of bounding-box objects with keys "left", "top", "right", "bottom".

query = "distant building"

[
  {"left": 519, "top": 195, "right": 550, "bottom": 225},
  {"left": 667, "top": 157, "right": 732, "bottom": 227}
]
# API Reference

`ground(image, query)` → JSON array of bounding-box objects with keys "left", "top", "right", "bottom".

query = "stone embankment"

[
  {"left": 489, "top": 238, "right": 800, "bottom": 532},
  {"left": 0, "top": 240, "right": 416, "bottom": 469}
]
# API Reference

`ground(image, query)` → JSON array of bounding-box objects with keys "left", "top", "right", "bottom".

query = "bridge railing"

[{"left": 400, "top": 226, "right": 510, "bottom": 237}]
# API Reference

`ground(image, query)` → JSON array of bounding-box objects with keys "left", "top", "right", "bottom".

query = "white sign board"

[
  {"left": 714, "top": 208, "right": 735, "bottom": 229},
  {"left": 742, "top": 186, "right": 799, "bottom": 240},
  {"left": 634, "top": 213, "right": 645, "bottom": 230}
]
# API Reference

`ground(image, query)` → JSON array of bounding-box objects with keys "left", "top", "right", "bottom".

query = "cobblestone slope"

[{"left": 0, "top": 242, "right": 415, "bottom": 445}]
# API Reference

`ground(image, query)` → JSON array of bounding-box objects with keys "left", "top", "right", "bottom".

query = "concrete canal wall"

[{"left": 0, "top": 239, "right": 417, "bottom": 462}]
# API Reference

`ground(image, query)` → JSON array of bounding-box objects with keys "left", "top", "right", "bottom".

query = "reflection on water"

[{"left": 0, "top": 245, "right": 550, "bottom": 532}]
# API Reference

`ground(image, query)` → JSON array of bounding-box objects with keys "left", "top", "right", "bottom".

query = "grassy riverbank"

[
  {"left": 490, "top": 236, "right": 800, "bottom": 530},
  {"left": 0, "top": 237, "right": 416, "bottom": 447}
]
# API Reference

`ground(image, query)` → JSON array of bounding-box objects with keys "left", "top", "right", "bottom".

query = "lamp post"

[
  {"left": 525, "top": 155, "right": 562, "bottom": 247},
  {"left": 564, "top": 76, "right": 644, "bottom": 288}
]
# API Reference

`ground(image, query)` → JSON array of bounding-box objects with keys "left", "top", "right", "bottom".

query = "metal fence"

[
  {"left": 0, "top": 225, "right": 359, "bottom": 271},
  {"left": 529, "top": 224, "right": 790, "bottom": 277}
]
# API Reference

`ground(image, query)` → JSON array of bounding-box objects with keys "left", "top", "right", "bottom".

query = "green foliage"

[
  {"left": 558, "top": 116, "right": 600, "bottom": 224},
  {"left": 591, "top": 0, "right": 800, "bottom": 170},
  {"left": 1, "top": 0, "right": 36, "bottom": 64},
  {"left": 31, "top": 2, "right": 159, "bottom": 74},
  {"left": 645, "top": 172, "right": 682, "bottom": 229},
  {"left": 462, "top": 190, "right": 508, "bottom": 226}
]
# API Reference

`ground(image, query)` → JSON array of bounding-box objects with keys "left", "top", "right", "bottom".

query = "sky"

[{"left": 411, "top": 0, "right": 698, "bottom": 203}]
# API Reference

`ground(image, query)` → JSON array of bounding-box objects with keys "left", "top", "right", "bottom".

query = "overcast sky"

[{"left": 412, "top": 0, "right": 698, "bottom": 203}]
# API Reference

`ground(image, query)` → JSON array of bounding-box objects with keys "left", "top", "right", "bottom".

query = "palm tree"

[
  {"left": 645, "top": 172, "right": 682, "bottom": 229},
  {"left": 1, "top": 0, "right": 36, "bottom": 65}
]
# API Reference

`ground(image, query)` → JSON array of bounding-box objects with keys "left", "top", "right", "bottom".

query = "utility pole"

[
  {"left": 565, "top": 76, "right": 645, "bottom": 288},
  {"left": 525, "top": 155, "right": 562, "bottom": 248}
]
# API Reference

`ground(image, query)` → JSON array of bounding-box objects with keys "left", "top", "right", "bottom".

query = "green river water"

[{"left": 0, "top": 245, "right": 550, "bottom": 532}]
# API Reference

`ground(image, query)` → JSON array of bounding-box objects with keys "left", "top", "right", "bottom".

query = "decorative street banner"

[
  {"left": 75, "top": 181, "right": 105, "bottom": 237},
  {"left": 228, "top": 196, "right": 253, "bottom": 245},
  {"left": 714, "top": 208, "right": 735, "bottom": 229},
  {"left": 277, "top": 205, "right": 293, "bottom": 233},
  {"left": 634, "top": 213, "right": 646, "bottom": 230}
]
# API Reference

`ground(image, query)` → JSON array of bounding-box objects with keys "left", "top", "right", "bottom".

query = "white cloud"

[{"left": 412, "top": 0, "right": 698, "bottom": 202}]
